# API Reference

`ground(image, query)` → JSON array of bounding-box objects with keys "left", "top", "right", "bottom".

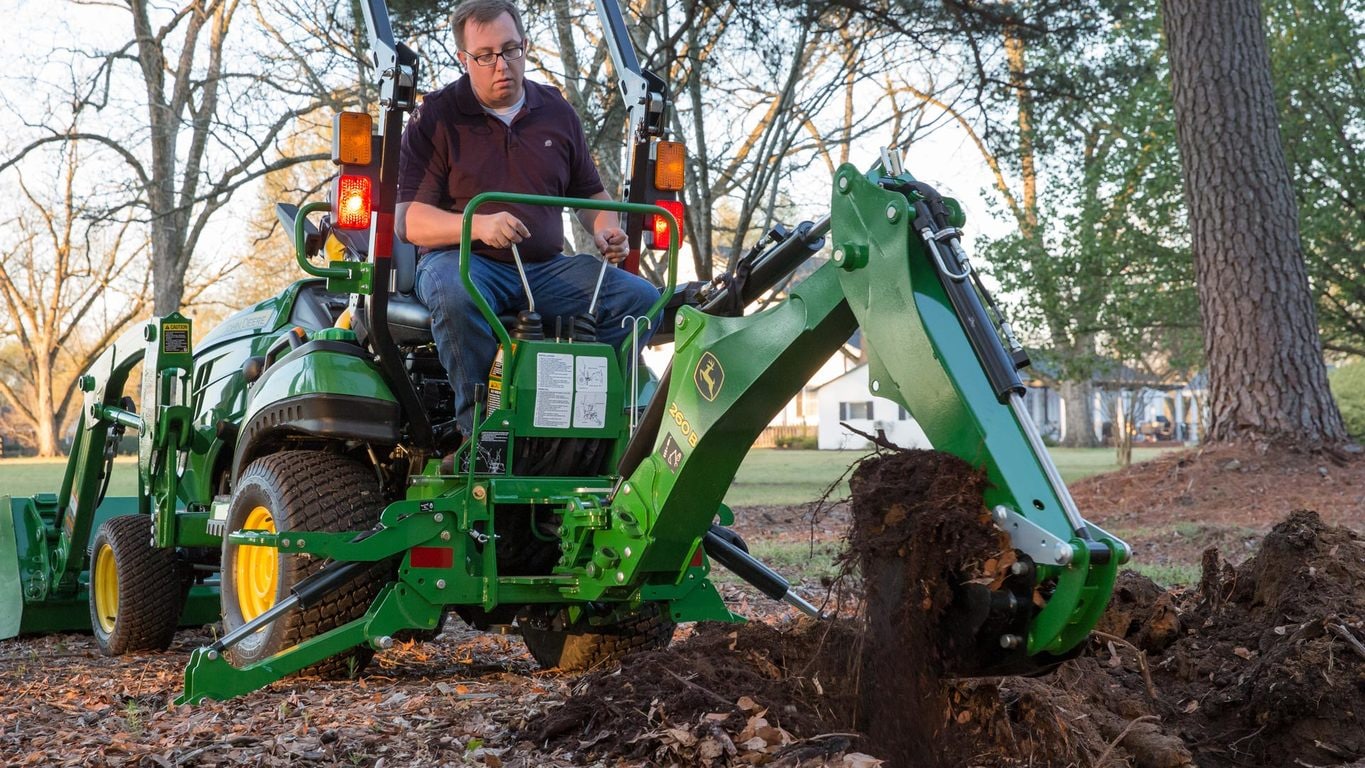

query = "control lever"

[{"left": 509, "top": 243, "right": 536, "bottom": 313}]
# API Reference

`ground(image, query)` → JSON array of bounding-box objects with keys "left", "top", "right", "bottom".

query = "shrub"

[
  {"left": 773, "top": 434, "right": 819, "bottom": 450},
  {"left": 1329, "top": 360, "right": 1365, "bottom": 440}
]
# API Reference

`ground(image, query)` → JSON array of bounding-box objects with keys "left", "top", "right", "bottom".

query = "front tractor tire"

[
  {"left": 520, "top": 602, "right": 675, "bottom": 671},
  {"left": 220, "top": 451, "right": 387, "bottom": 677},
  {"left": 88, "top": 514, "right": 183, "bottom": 655}
]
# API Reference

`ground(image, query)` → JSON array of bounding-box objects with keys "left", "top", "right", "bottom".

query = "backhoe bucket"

[{"left": 0, "top": 494, "right": 143, "bottom": 640}]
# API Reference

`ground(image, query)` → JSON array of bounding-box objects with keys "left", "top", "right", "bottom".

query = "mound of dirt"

[
  {"left": 1141, "top": 510, "right": 1365, "bottom": 766},
  {"left": 526, "top": 447, "right": 1365, "bottom": 767},
  {"left": 523, "top": 619, "right": 866, "bottom": 765},
  {"left": 882, "top": 509, "right": 1365, "bottom": 768},
  {"left": 1072, "top": 444, "right": 1365, "bottom": 533}
]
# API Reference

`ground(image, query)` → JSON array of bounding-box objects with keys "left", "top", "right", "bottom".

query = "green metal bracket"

[
  {"left": 178, "top": 582, "right": 442, "bottom": 704},
  {"left": 291, "top": 201, "right": 373, "bottom": 294}
]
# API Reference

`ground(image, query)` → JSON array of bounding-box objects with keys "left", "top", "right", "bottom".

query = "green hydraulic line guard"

[
  {"left": 829, "top": 164, "right": 1126, "bottom": 657},
  {"left": 459, "top": 192, "right": 680, "bottom": 362},
  {"left": 0, "top": 497, "right": 21, "bottom": 638}
]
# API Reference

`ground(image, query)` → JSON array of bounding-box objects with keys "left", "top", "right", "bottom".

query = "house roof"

[{"left": 817, "top": 363, "right": 870, "bottom": 390}]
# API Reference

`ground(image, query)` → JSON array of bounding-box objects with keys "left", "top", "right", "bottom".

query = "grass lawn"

[
  {"left": 0, "top": 457, "right": 140, "bottom": 499},
  {"left": 0, "top": 445, "right": 1176, "bottom": 508},
  {"left": 723, "top": 446, "right": 1177, "bottom": 507}
]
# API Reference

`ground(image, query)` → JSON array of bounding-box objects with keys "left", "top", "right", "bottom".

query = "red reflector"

[
  {"left": 335, "top": 174, "right": 372, "bottom": 229},
  {"left": 409, "top": 546, "right": 453, "bottom": 569},
  {"left": 690, "top": 547, "right": 704, "bottom": 568},
  {"left": 650, "top": 199, "right": 685, "bottom": 249}
]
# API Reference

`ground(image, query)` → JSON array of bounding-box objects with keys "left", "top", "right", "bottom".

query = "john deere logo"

[{"left": 693, "top": 352, "right": 724, "bottom": 402}]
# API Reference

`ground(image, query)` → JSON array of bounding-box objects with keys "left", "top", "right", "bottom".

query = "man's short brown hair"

[{"left": 450, "top": 0, "right": 526, "bottom": 50}]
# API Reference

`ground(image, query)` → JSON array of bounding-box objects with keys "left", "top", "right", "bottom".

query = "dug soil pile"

[{"left": 528, "top": 452, "right": 1365, "bottom": 767}]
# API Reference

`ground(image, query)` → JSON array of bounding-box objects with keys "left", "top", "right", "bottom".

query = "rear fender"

[{"left": 232, "top": 340, "right": 401, "bottom": 480}]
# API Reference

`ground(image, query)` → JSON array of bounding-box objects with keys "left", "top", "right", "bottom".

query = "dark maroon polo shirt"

[{"left": 398, "top": 75, "right": 605, "bottom": 263}]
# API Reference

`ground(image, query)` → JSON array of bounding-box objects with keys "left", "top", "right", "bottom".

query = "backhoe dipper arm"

[{"left": 606, "top": 164, "right": 1128, "bottom": 661}]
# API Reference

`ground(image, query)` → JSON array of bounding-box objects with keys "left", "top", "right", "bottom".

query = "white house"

[
  {"left": 815, "top": 364, "right": 932, "bottom": 450},
  {"left": 812, "top": 363, "right": 1202, "bottom": 450}
]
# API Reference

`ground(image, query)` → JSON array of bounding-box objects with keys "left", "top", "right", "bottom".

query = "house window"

[
  {"left": 839, "top": 401, "right": 874, "bottom": 420},
  {"left": 898, "top": 406, "right": 909, "bottom": 421}
]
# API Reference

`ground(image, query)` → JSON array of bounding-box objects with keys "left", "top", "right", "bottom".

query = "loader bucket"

[{"left": 0, "top": 494, "right": 144, "bottom": 640}]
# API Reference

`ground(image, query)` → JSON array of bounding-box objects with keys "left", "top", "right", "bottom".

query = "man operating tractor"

[{"left": 398, "top": 0, "right": 660, "bottom": 438}]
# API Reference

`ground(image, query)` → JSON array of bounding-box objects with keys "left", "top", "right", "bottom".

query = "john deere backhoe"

[{"left": 0, "top": 0, "right": 1129, "bottom": 703}]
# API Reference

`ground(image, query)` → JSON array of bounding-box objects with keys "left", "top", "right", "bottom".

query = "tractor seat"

[{"left": 386, "top": 238, "right": 529, "bottom": 346}]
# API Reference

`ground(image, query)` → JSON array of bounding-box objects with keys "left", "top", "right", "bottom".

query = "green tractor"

[{"left": 0, "top": 0, "right": 1129, "bottom": 703}]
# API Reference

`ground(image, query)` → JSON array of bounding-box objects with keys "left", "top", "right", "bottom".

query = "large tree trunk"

[
  {"left": 1061, "top": 379, "right": 1099, "bottom": 448},
  {"left": 33, "top": 381, "right": 58, "bottom": 458},
  {"left": 1161, "top": 0, "right": 1348, "bottom": 448}
]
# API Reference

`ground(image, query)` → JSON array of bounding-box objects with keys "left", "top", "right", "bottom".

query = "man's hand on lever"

[
  {"left": 472, "top": 211, "right": 530, "bottom": 250},
  {"left": 594, "top": 226, "right": 628, "bottom": 264}
]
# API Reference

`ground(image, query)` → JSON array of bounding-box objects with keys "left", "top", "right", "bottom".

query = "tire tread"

[{"left": 90, "top": 514, "right": 182, "bottom": 655}]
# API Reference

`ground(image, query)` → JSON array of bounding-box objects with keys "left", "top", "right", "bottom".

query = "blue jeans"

[{"left": 415, "top": 249, "right": 661, "bottom": 434}]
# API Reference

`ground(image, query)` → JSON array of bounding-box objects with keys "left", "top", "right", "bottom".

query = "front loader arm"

[{"left": 613, "top": 163, "right": 1127, "bottom": 660}]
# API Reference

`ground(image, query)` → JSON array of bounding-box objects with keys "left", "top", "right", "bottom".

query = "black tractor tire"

[
  {"left": 88, "top": 514, "right": 183, "bottom": 655},
  {"left": 520, "top": 602, "right": 675, "bottom": 671},
  {"left": 220, "top": 451, "right": 387, "bottom": 678}
]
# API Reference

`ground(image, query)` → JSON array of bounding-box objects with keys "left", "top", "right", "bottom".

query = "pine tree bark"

[{"left": 1161, "top": 0, "right": 1348, "bottom": 448}]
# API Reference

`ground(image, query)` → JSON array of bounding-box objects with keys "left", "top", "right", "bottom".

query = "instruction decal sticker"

[
  {"left": 693, "top": 352, "right": 724, "bottom": 402},
  {"left": 660, "top": 433, "right": 684, "bottom": 473},
  {"left": 162, "top": 322, "right": 191, "bottom": 354}
]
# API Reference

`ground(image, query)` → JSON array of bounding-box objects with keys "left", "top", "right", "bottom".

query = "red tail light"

[
  {"left": 650, "top": 199, "right": 685, "bottom": 249},
  {"left": 334, "top": 174, "right": 372, "bottom": 229}
]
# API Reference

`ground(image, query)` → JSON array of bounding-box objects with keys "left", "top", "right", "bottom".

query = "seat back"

[
  {"left": 393, "top": 235, "right": 420, "bottom": 295},
  {"left": 386, "top": 234, "right": 435, "bottom": 344}
]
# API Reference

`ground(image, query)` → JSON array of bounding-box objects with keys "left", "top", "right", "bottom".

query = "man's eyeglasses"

[{"left": 463, "top": 43, "right": 526, "bottom": 67}]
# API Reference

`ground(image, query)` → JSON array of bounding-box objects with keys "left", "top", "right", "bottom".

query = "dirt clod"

[{"left": 846, "top": 449, "right": 999, "bottom": 767}]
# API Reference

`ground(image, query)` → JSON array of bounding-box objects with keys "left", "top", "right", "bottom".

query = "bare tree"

[
  {"left": 1, "top": 0, "right": 358, "bottom": 315},
  {"left": 524, "top": 0, "right": 930, "bottom": 284},
  {"left": 0, "top": 137, "right": 151, "bottom": 456}
]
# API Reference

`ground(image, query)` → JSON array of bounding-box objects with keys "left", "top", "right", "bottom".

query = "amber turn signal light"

[
  {"left": 654, "top": 140, "right": 685, "bottom": 191},
  {"left": 332, "top": 112, "right": 373, "bottom": 166}
]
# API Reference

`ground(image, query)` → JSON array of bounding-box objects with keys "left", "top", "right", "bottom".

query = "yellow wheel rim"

[
  {"left": 234, "top": 506, "right": 279, "bottom": 622},
  {"left": 93, "top": 542, "right": 118, "bottom": 634}
]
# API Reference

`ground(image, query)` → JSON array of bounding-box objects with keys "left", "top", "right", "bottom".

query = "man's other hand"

[
  {"left": 595, "top": 227, "right": 628, "bottom": 263},
  {"left": 472, "top": 212, "right": 530, "bottom": 249}
]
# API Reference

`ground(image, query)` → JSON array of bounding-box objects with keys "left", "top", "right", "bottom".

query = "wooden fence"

[{"left": 753, "top": 425, "right": 818, "bottom": 448}]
